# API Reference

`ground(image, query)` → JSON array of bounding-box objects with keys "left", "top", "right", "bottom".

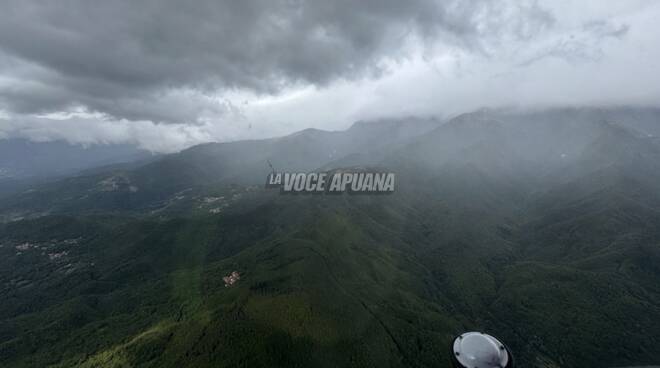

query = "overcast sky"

[{"left": 0, "top": 0, "right": 659, "bottom": 152}]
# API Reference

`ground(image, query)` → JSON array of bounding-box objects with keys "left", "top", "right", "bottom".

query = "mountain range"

[{"left": 1, "top": 107, "right": 660, "bottom": 367}]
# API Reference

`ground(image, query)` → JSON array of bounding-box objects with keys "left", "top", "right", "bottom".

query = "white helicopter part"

[{"left": 451, "top": 332, "right": 513, "bottom": 368}]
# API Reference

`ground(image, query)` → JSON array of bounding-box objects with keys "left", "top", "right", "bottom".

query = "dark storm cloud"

[{"left": 0, "top": 0, "right": 550, "bottom": 123}]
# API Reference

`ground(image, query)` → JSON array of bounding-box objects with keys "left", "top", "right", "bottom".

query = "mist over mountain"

[
  {"left": 1, "top": 106, "right": 660, "bottom": 367},
  {"left": 2, "top": 1, "right": 659, "bottom": 367}
]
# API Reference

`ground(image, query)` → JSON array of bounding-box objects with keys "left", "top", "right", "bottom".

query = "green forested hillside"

[{"left": 2, "top": 108, "right": 660, "bottom": 367}]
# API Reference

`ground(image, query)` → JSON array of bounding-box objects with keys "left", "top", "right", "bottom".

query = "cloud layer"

[{"left": 0, "top": 0, "right": 658, "bottom": 152}]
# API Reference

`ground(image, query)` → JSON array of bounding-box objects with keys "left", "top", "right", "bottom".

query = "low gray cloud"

[
  {"left": 0, "top": 1, "right": 657, "bottom": 153},
  {"left": 0, "top": 0, "right": 553, "bottom": 123},
  {"left": 518, "top": 18, "right": 630, "bottom": 67}
]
